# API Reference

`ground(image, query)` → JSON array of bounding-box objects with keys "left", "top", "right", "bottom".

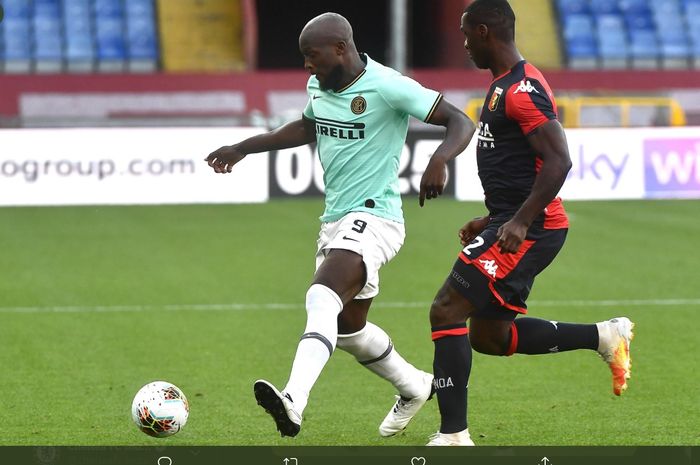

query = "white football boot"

[
  {"left": 596, "top": 317, "right": 635, "bottom": 396},
  {"left": 379, "top": 371, "right": 434, "bottom": 437},
  {"left": 426, "top": 428, "right": 475, "bottom": 446}
]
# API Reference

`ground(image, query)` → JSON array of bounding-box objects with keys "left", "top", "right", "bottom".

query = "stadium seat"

[
  {"left": 590, "top": 0, "right": 620, "bottom": 14},
  {"left": 629, "top": 30, "right": 659, "bottom": 68},
  {"left": 619, "top": 0, "right": 652, "bottom": 14},
  {"left": 63, "top": 0, "right": 95, "bottom": 72},
  {"left": 563, "top": 14, "right": 598, "bottom": 68},
  {"left": 557, "top": 0, "right": 590, "bottom": 15},
  {"left": 33, "top": 0, "right": 64, "bottom": 72},
  {"left": 94, "top": 0, "right": 127, "bottom": 72},
  {"left": 624, "top": 11, "right": 655, "bottom": 31},
  {"left": 125, "top": 0, "right": 159, "bottom": 72},
  {"left": 650, "top": 0, "right": 683, "bottom": 15},
  {"left": 596, "top": 15, "right": 628, "bottom": 68},
  {"left": 2, "top": 0, "right": 32, "bottom": 72}
]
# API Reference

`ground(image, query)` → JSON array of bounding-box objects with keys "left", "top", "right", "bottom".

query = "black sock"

[
  {"left": 513, "top": 317, "right": 598, "bottom": 354},
  {"left": 432, "top": 323, "right": 471, "bottom": 433}
]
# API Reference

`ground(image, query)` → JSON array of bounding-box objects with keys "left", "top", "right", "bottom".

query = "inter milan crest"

[
  {"left": 351, "top": 96, "right": 367, "bottom": 115},
  {"left": 488, "top": 87, "right": 503, "bottom": 112}
]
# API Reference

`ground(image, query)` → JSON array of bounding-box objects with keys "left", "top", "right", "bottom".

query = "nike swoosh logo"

[
  {"left": 342, "top": 236, "right": 359, "bottom": 242},
  {"left": 313, "top": 95, "right": 321, "bottom": 100}
]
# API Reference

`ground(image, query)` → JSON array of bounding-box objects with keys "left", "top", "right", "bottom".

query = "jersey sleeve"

[
  {"left": 505, "top": 78, "right": 557, "bottom": 135},
  {"left": 302, "top": 76, "right": 316, "bottom": 120},
  {"left": 377, "top": 74, "right": 442, "bottom": 122},
  {"left": 303, "top": 98, "right": 315, "bottom": 120}
]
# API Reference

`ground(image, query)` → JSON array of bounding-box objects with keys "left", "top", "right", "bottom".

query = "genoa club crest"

[{"left": 488, "top": 87, "right": 503, "bottom": 112}]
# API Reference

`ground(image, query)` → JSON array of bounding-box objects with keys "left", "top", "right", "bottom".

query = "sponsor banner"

[
  {"left": 559, "top": 129, "right": 644, "bottom": 200},
  {"left": 0, "top": 128, "right": 268, "bottom": 206},
  {"left": 457, "top": 127, "right": 700, "bottom": 202},
  {"left": 268, "top": 130, "right": 456, "bottom": 199},
  {"left": 643, "top": 133, "right": 700, "bottom": 198}
]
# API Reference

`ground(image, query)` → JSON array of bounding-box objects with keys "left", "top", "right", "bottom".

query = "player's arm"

[
  {"left": 419, "top": 99, "right": 476, "bottom": 206},
  {"left": 205, "top": 116, "right": 316, "bottom": 174},
  {"left": 497, "top": 119, "right": 572, "bottom": 253}
]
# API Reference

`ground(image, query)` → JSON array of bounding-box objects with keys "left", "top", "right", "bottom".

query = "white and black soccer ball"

[{"left": 131, "top": 381, "right": 189, "bottom": 438}]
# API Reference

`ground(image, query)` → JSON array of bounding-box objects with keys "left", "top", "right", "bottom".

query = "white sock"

[
  {"left": 596, "top": 320, "right": 612, "bottom": 353},
  {"left": 283, "top": 284, "right": 343, "bottom": 415},
  {"left": 337, "top": 321, "right": 426, "bottom": 398}
]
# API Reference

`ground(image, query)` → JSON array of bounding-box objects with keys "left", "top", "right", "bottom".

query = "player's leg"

[
  {"left": 254, "top": 249, "right": 364, "bottom": 437},
  {"left": 336, "top": 299, "right": 433, "bottom": 437},
  {"left": 468, "top": 226, "right": 634, "bottom": 395},
  {"left": 332, "top": 213, "right": 431, "bottom": 436},
  {"left": 427, "top": 279, "right": 477, "bottom": 446}
]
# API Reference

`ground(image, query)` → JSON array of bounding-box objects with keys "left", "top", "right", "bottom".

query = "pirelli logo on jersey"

[{"left": 315, "top": 116, "right": 366, "bottom": 140}]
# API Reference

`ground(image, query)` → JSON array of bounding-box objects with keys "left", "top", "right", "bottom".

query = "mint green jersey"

[{"left": 302, "top": 54, "right": 442, "bottom": 223}]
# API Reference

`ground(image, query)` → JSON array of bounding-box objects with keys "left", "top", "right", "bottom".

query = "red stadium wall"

[{"left": 1, "top": 70, "right": 699, "bottom": 121}]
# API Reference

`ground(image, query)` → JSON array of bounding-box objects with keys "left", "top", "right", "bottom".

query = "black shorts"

[{"left": 447, "top": 217, "right": 567, "bottom": 320}]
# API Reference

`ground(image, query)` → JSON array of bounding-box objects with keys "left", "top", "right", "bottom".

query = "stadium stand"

[
  {"left": 63, "top": 0, "right": 95, "bottom": 72},
  {"left": 94, "top": 0, "right": 127, "bottom": 72},
  {"left": 558, "top": 0, "right": 698, "bottom": 69},
  {"left": 33, "top": 0, "right": 63, "bottom": 73},
  {"left": 2, "top": 0, "right": 33, "bottom": 73},
  {"left": 0, "top": 0, "right": 161, "bottom": 73},
  {"left": 124, "top": 0, "right": 159, "bottom": 72}
]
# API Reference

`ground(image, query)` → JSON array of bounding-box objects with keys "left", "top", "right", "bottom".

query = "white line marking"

[{"left": 0, "top": 298, "right": 699, "bottom": 313}]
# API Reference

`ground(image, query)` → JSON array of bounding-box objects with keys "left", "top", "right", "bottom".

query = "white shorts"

[{"left": 315, "top": 211, "right": 405, "bottom": 300}]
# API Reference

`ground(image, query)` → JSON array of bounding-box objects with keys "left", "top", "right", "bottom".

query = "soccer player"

[
  {"left": 424, "top": 0, "right": 634, "bottom": 446},
  {"left": 205, "top": 12, "right": 475, "bottom": 438}
]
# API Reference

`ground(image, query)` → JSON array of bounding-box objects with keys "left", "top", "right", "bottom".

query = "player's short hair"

[{"left": 464, "top": 0, "right": 516, "bottom": 42}]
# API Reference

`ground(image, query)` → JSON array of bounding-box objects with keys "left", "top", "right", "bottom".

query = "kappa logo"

[
  {"left": 478, "top": 259, "right": 498, "bottom": 277},
  {"left": 513, "top": 79, "right": 540, "bottom": 94}
]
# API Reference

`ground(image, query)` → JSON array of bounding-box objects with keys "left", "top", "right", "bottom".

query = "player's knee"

[
  {"left": 469, "top": 326, "right": 510, "bottom": 355},
  {"left": 429, "top": 294, "right": 457, "bottom": 326},
  {"left": 306, "top": 284, "right": 343, "bottom": 316}
]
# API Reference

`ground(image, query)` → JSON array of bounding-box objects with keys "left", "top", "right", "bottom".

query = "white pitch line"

[{"left": 0, "top": 298, "right": 699, "bottom": 314}]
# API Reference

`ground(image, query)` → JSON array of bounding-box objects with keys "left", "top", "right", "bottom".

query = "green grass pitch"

[{"left": 0, "top": 198, "right": 698, "bottom": 446}]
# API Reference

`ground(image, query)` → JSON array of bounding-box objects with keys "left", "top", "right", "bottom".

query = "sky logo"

[{"left": 644, "top": 138, "right": 700, "bottom": 198}]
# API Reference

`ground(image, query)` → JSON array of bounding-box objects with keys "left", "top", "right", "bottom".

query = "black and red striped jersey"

[{"left": 476, "top": 60, "right": 568, "bottom": 229}]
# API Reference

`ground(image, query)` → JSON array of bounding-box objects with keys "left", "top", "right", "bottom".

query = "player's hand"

[
  {"left": 205, "top": 145, "right": 246, "bottom": 174},
  {"left": 459, "top": 216, "right": 490, "bottom": 246},
  {"left": 419, "top": 156, "right": 447, "bottom": 207},
  {"left": 496, "top": 218, "right": 529, "bottom": 254}
]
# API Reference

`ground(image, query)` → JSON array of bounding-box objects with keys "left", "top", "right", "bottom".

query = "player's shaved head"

[
  {"left": 299, "top": 12, "right": 354, "bottom": 48},
  {"left": 464, "top": 0, "right": 516, "bottom": 42}
]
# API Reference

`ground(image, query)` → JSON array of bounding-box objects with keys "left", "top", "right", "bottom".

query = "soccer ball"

[{"left": 131, "top": 381, "right": 189, "bottom": 437}]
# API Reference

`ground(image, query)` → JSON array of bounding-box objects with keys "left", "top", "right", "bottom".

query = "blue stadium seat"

[
  {"left": 125, "top": 0, "right": 159, "bottom": 71},
  {"left": 62, "top": 0, "right": 94, "bottom": 71},
  {"left": 619, "top": 0, "right": 652, "bottom": 14},
  {"left": 563, "top": 14, "right": 595, "bottom": 40},
  {"left": 629, "top": 30, "right": 659, "bottom": 67},
  {"left": 94, "top": 0, "right": 127, "bottom": 71},
  {"left": 624, "top": 11, "right": 655, "bottom": 31},
  {"left": 2, "top": 0, "right": 31, "bottom": 20},
  {"left": 650, "top": 0, "right": 683, "bottom": 15},
  {"left": 33, "top": 0, "right": 63, "bottom": 72},
  {"left": 590, "top": 0, "right": 620, "bottom": 14},
  {"left": 596, "top": 15, "right": 628, "bottom": 67},
  {"left": 557, "top": 0, "right": 590, "bottom": 15},
  {"left": 563, "top": 14, "right": 598, "bottom": 68},
  {"left": 2, "top": 0, "right": 32, "bottom": 72}
]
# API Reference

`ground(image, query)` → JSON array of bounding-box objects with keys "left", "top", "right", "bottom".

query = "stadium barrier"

[
  {"left": 465, "top": 96, "right": 687, "bottom": 128},
  {"left": 0, "top": 126, "right": 698, "bottom": 206}
]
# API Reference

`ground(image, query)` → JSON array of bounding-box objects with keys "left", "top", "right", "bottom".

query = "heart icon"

[{"left": 411, "top": 457, "right": 426, "bottom": 465}]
